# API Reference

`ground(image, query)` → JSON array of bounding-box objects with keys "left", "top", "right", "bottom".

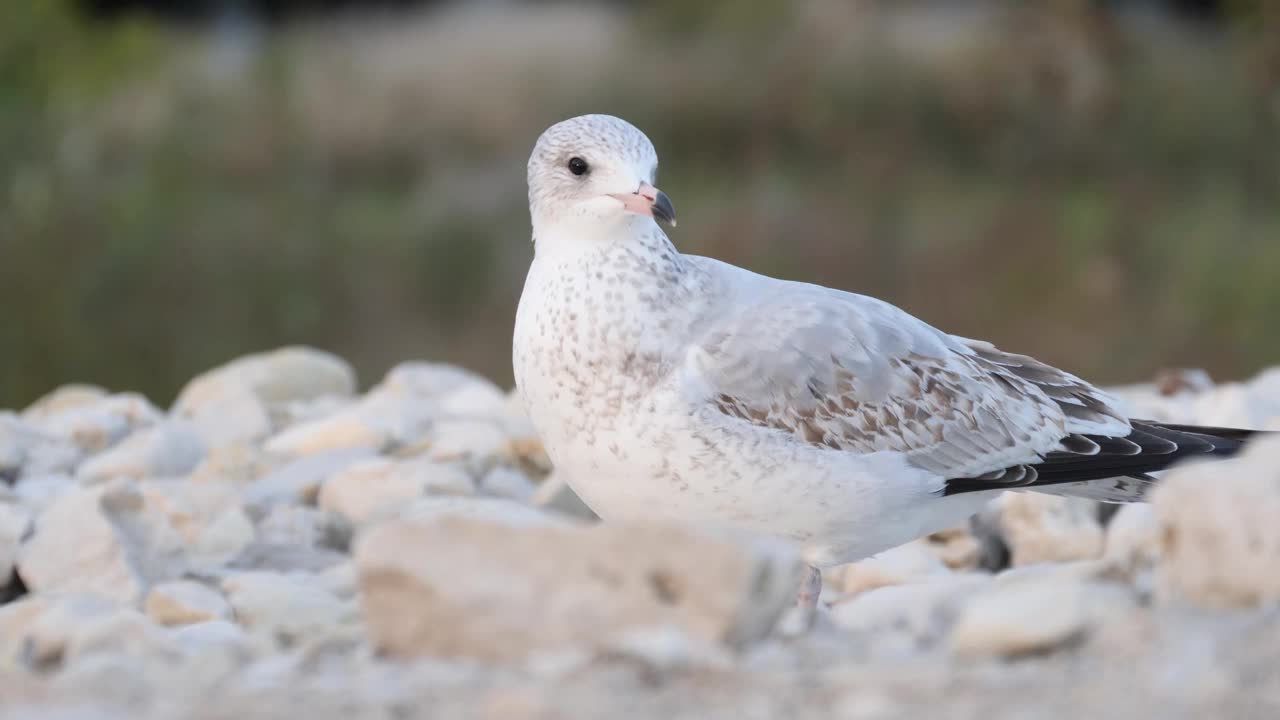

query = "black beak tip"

[{"left": 652, "top": 190, "right": 677, "bottom": 228}]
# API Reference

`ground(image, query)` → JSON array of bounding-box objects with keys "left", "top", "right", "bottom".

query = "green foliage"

[{"left": 1, "top": 3, "right": 1278, "bottom": 407}]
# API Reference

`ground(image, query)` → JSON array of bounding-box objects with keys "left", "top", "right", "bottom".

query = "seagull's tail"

[{"left": 946, "top": 421, "right": 1270, "bottom": 503}]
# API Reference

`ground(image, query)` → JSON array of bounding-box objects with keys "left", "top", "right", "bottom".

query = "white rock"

[
  {"left": 0, "top": 414, "right": 81, "bottom": 478},
  {"left": 168, "top": 618, "right": 250, "bottom": 654},
  {"left": 477, "top": 465, "right": 536, "bottom": 502},
  {"left": 256, "top": 505, "right": 352, "bottom": 551},
  {"left": 10, "top": 473, "right": 76, "bottom": 514},
  {"left": 177, "top": 380, "right": 273, "bottom": 449},
  {"left": 394, "top": 496, "right": 571, "bottom": 529},
  {"left": 19, "top": 440, "right": 82, "bottom": 477},
  {"left": 1151, "top": 435, "right": 1280, "bottom": 609},
  {"left": 264, "top": 380, "right": 447, "bottom": 457},
  {"left": 261, "top": 363, "right": 512, "bottom": 458},
  {"left": 145, "top": 580, "right": 233, "bottom": 626},
  {"left": 1109, "top": 369, "right": 1280, "bottom": 429},
  {"left": 242, "top": 448, "right": 375, "bottom": 512},
  {"left": 166, "top": 619, "right": 263, "bottom": 690},
  {"left": 532, "top": 471, "right": 598, "bottom": 521},
  {"left": 167, "top": 620, "right": 276, "bottom": 693},
  {"left": 16, "top": 480, "right": 186, "bottom": 604},
  {"left": 139, "top": 480, "right": 255, "bottom": 569},
  {"left": 829, "top": 539, "right": 952, "bottom": 597},
  {"left": 355, "top": 516, "right": 801, "bottom": 660},
  {"left": 1102, "top": 502, "right": 1160, "bottom": 575},
  {"left": 173, "top": 346, "right": 357, "bottom": 419},
  {"left": 21, "top": 384, "right": 110, "bottom": 420},
  {"left": 1246, "top": 367, "right": 1280, "bottom": 423},
  {"left": 600, "top": 624, "right": 732, "bottom": 672},
  {"left": 0, "top": 594, "right": 175, "bottom": 670},
  {"left": 376, "top": 361, "right": 494, "bottom": 401},
  {"left": 220, "top": 571, "right": 359, "bottom": 647},
  {"left": 434, "top": 377, "right": 511, "bottom": 420},
  {"left": 278, "top": 394, "right": 354, "bottom": 428},
  {"left": 188, "top": 442, "right": 274, "bottom": 485},
  {"left": 830, "top": 573, "right": 991, "bottom": 642},
  {"left": 315, "top": 560, "right": 358, "bottom": 600},
  {"left": 264, "top": 412, "right": 391, "bottom": 455},
  {"left": 76, "top": 421, "right": 207, "bottom": 482},
  {"left": 224, "top": 541, "right": 348, "bottom": 574},
  {"left": 0, "top": 502, "right": 33, "bottom": 586},
  {"left": 997, "top": 492, "right": 1104, "bottom": 566},
  {"left": 949, "top": 579, "right": 1132, "bottom": 657},
  {"left": 425, "top": 418, "right": 509, "bottom": 466},
  {"left": 345, "top": 389, "right": 436, "bottom": 448},
  {"left": 31, "top": 392, "right": 163, "bottom": 454},
  {"left": 923, "top": 526, "right": 982, "bottom": 570},
  {"left": 990, "top": 558, "right": 1109, "bottom": 587},
  {"left": 318, "top": 456, "right": 474, "bottom": 525}
]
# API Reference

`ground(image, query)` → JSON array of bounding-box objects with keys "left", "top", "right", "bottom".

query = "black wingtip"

[{"left": 944, "top": 421, "right": 1269, "bottom": 496}]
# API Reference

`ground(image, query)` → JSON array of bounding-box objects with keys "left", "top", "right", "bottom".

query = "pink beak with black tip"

[{"left": 609, "top": 182, "right": 677, "bottom": 227}]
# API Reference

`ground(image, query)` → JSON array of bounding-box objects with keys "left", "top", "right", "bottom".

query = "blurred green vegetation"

[{"left": 2, "top": 0, "right": 1279, "bottom": 408}]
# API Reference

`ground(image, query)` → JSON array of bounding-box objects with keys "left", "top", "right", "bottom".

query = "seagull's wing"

[{"left": 680, "top": 261, "right": 1135, "bottom": 489}]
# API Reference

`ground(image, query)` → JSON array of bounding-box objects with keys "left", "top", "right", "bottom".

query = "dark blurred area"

[{"left": 3, "top": 0, "right": 1278, "bottom": 409}]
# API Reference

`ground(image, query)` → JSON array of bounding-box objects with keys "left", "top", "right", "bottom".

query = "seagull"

[{"left": 512, "top": 114, "right": 1262, "bottom": 611}]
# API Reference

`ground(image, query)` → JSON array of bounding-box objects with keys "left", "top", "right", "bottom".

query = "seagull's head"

[{"left": 527, "top": 114, "right": 676, "bottom": 237}]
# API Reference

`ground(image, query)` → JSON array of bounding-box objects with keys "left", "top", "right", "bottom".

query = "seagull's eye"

[{"left": 567, "top": 157, "right": 589, "bottom": 176}]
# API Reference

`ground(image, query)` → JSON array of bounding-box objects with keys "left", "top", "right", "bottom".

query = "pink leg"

[
  {"left": 779, "top": 565, "right": 824, "bottom": 636},
  {"left": 796, "top": 565, "right": 823, "bottom": 612}
]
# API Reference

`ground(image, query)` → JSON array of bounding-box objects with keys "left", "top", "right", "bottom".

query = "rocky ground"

[{"left": 1, "top": 349, "right": 1279, "bottom": 719}]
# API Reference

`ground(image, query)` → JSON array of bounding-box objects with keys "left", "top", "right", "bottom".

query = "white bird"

[{"left": 512, "top": 114, "right": 1259, "bottom": 609}]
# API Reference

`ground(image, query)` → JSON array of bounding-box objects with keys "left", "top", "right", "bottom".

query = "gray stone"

[
  {"left": 16, "top": 480, "right": 186, "bottom": 604},
  {"left": 1151, "top": 435, "right": 1280, "bottom": 608},
  {"left": 424, "top": 419, "right": 509, "bottom": 466},
  {"left": 355, "top": 516, "right": 801, "bottom": 661},
  {"left": 138, "top": 480, "right": 255, "bottom": 570},
  {"left": 21, "top": 384, "right": 110, "bottom": 422},
  {"left": 318, "top": 456, "right": 474, "bottom": 525},
  {"left": 77, "top": 421, "right": 207, "bottom": 482},
  {"left": 145, "top": 580, "right": 234, "bottom": 626},
  {"left": 173, "top": 346, "right": 357, "bottom": 421},
  {"left": 830, "top": 573, "right": 991, "bottom": 643},
  {"left": 477, "top": 465, "right": 537, "bottom": 502},
  {"left": 30, "top": 393, "right": 163, "bottom": 455},
  {"left": 220, "top": 571, "right": 359, "bottom": 647},
  {"left": 0, "top": 593, "right": 176, "bottom": 670},
  {"left": 0, "top": 414, "right": 81, "bottom": 478},
  {"left": 0, "top": 501, "right": 32, "bottom": 587},
  {"left": 263, "top": 411, "right": 391, "bottom": 456},
  {"left": 394, "top": 495, "right": 572, "bottom": 529},
  {"left": 829, "top": 539, "right": 953, "bottom": 597},
  {"left": 997, "top": 492, "right": 1104, "bottom": 567},
  {"left": 243, "top": 448, "right": 376, "bottom": 512},
  {"left": 10, "top": 473, "right": 76, "bottom": 515},
  {"left": 177, "top": 380, "right": 273, "bottom": 449},
  {"left": 257, "top": 505, "right": 353, "bottom": 552},
  {"left": 225, "top": 542, "right": 349, "bottom": 574},
  {"left": 949, "top": 577, "right": 1134, "bottom": 657}
]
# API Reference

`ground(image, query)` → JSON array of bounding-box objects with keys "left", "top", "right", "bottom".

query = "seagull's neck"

[
  {"left": 523, "top": 215, "right": 709, "bottom": 338},
  {"left": 532, "top": 215, "right": 680, "bottom": 264}
]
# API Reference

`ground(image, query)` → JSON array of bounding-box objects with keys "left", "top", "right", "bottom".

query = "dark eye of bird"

[{"left": 568, "top": 157, "right": 589, "bottom": 176}]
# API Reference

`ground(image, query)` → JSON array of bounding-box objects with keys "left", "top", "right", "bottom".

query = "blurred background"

[{"left": 2, "top": 0, "right": 1278, "bottom": 409}]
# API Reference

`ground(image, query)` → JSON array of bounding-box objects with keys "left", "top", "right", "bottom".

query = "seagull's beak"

[{"left": 610, "top": 182, "right": 677, "bottom": 228}]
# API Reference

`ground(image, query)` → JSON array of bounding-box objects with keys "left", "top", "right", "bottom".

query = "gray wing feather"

[{"left": 681, "top": 261, "right": 1130, "bottom": 480}]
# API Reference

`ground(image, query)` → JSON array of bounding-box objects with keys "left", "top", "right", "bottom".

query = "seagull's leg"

[
  {"left": 780, "top": 565, "right": 824, "bottom": 636},
  {"left": 796, "top": 564, "right": 823, "bottom": 613}
]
